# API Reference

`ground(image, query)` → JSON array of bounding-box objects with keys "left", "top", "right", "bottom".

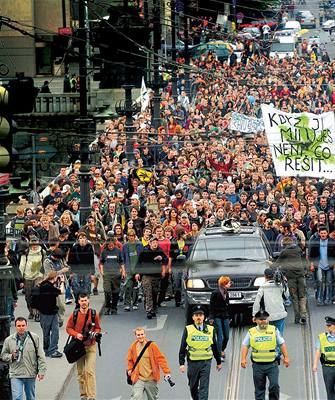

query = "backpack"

[{"left": 73, "top": 308, "right": 96, "bottom": 327}]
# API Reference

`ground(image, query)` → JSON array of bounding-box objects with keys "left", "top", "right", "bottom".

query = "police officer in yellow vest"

[
  {"left": 179, "top": 306, "right": 222, "bottom": 400},
  {"left": 313, "top": 316, "right": 335, "bottom": 400},
  {"left": 241, "top": 310, "right": 290, "bottom": 400}
]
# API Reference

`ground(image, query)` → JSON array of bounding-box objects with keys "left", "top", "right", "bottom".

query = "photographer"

[
  {"left": 126, "top": 327, "right": 172, "bottom": 400},
  {"left": 38, "top": 271, "right": 65, "bottom": 358},
  {"left": 273, "top": 237, "right": 308, "bottom": 324},
  {"left": 66, "top": 293, "right": 101, "bottom": 400},
  {"left": 253, "top": 268, "right": 289, "bottom": 337}
]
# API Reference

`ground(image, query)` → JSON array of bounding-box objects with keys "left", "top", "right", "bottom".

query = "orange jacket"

[{"left": 127, "top": 340, "right": 171, "bottom": 383}]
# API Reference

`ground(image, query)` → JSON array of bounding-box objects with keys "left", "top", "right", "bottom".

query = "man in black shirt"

[
  {"left": 136, "top": 236, "right": 168, "bottom": 319},
  {"left": 38, "top": 270, "right": 65, "bottom": 358},
  {"left": 100, "top": 236, "right": 125, "bottom": 315}
]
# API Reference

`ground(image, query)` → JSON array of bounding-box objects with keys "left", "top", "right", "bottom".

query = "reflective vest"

[
  {"left": 186, "top": 324, "right": 214, "bottom": 361},
  {"left": 249, "top": 325, "right": 277, "bottom": 363},
  {"left": 319, "top": 333, "right": 335, "bottom": 365}
]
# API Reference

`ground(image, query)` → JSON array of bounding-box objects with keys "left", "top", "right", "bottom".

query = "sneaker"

[
  {"left": 317, "top": 301, "right": 324, "bottom": 306},
  {"left": 147, "top": 312, "right": 153, "bottom": 320},
  {"left": 28, "top": 313, "right": 34, "bottom": 320},
  {"left": 34, "top": 314, "right": 40, "bottom": 322},
  {"left": 92, "top": 288, "right": 98, "bottom": 295},
  {"left": 159, "top": 302, "right": 167, "bottom": 308},
  {"left": 104, "top": 308, "right": 111, "bottom": 315},
  {"left": 50, "top": 351, "right": 63, "bottom": 358},
  {"left": 111, "top": 309, "right": 118, "bottom": 315},
  {"left": 151, "top": 312, "right": 157, "bottom": 318},
  {"left": 124, "top": 306, "right": 131, "bottom": 312},
  {"left": 300, "top": 317, "right": 307, "bottom": 325},
  {"left": 133, "top": 305, "right": 139, "bottom": 310},
  {"left": 294, "top": 316, "right": 300, "bottom": 324},
  {"left": 59, "top": 321, "right": 64, "bottom": 328},
  {"left": 65, "top": 299, "right": 72, "bottom": 305}
]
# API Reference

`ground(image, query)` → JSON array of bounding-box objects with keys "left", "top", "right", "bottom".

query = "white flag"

[{"left": 140, "top": 77, "right": 149, "bottom": 112}]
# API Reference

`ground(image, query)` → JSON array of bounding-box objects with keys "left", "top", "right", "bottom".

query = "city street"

[{"left": 64, "top": 289, "right": 329, "bottom": 400}]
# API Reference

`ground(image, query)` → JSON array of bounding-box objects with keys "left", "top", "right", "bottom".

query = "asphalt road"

[{"left": 64, "top": 289, "right": 333, "bottom": 400}]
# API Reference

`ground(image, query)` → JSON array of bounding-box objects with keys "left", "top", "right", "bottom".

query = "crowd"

[{"left": 3, "top": 9, "right": 335, "bottom": 399}]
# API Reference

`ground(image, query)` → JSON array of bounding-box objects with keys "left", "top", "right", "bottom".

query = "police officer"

[
  {"left": 179, "top": 306, "right": 222, "bottom": 400},
  {"left": 241, "top": 310, "right": 290, "bottom": 400},
  {"left": 99, "top": 235, "right": 125, "bottom": 315},
  {"left": 313, "top": 316, "right": 335, "bottom": 399}
]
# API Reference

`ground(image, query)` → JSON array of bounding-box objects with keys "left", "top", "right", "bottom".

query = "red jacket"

[{"left": 127, "top": 340, "right": 171, "bottom": 383}]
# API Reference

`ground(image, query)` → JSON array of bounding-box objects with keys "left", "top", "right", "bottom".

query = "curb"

[{"left": 54, "top": 300, "right": 105, "bottom": 400}]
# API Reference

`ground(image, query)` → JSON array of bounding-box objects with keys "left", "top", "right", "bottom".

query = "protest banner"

[
  {"left": 229, "top": 112, "right": 264, "bottom": 133},
  {"left": 261, "top": 104, "right": 335, "bottom": 178}
]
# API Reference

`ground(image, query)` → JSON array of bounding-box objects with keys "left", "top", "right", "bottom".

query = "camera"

[
  {"left": 164, "top": 375, "right": 175, "bottom": 387},
  {"left": 88, "top": 331, "right": 103, "bottom": 340}
]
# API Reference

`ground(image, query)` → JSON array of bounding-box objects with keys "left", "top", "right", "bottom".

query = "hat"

[
  {"left": 254, "top": 310, "right": 270, "bottom": 320},
  {"left": 29, "top": 236, "right": 39, "bottom": 243},
  {"left": 149, "top": 190, "right": 156, "bottom": 195},
  {"left": 181, "top": 212, "right": 188, "bottom": 218},
  {"left": 192, "top": 306, "right": 205, "bottom": 315},
  {"left": 61, "top": 184, "right": 71, "bottom": 193},
  {"left": 130, "top": 194, "right": 139, "bottom": 200},
  {"left": 264, "top": 268, "right": 274, "bottom": 278},
  {"left": 107, "top": 230, "right": 115, "bottom": 239},
  {"left": 92, "top": 198, "right": 99, "bottom": 203},
  {"left": 325, "top": 316, "right": 335, "bottom": 325}
]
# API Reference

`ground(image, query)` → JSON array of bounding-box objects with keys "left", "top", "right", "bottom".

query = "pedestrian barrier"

[{"left": 33, "top": 93, "right": 97, "bottom": 114}]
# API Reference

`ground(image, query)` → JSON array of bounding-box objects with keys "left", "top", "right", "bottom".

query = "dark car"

[{"left": 184, "top": 223, "right": 273, "bottom": 325}]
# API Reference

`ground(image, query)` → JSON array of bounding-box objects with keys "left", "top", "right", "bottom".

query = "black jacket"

[
  {"left": 273, "top": 244, "right": 305, "bottom": 279},
  {"left": 38, "top": 281, "right": 61, "bottom": 315},
  {"left": 209, "top": 289, "right": 230, "bottom": 319}
]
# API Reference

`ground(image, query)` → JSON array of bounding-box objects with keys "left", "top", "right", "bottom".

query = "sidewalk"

[{"left": 12, "top": 286, "right": 104, "bottom": 400}]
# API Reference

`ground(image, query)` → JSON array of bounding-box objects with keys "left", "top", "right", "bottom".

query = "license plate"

[{"left": 229, "top": 291, "right": 243, "bottom": 299}]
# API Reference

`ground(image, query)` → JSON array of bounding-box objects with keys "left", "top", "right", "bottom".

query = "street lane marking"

[
  {"left": 280, "top": 393, "right": 291, "bottom": 400},
  {"left": 145, "top": 315, "right": 168, "bottom": 331}
]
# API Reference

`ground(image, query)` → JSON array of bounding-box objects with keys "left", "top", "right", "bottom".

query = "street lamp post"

[
  {"left": 170, "top": 0, "right": 178, "bottom": 102},
  {"left": 122, "top": 84, "right": 136, "bottom": 161}
]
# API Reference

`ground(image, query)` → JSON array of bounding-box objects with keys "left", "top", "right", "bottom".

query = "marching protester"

[
  {"left": 66, "top": 293, "right": 102, "bottom": 400},
  {"left": 1, "top": 317, "right": 47, "bottom": 400},
  {"left": 179, "top": 306, "right": 222, "bottom": 400},
  {"left": 126, "top": 327, "right": 172, "bottom": 399},
  {"left": 241, "top": 310, "right": 290, "bottom": 400}
]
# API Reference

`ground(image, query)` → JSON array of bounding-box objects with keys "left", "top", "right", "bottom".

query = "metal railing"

[{"left": 33, "top": 93, "right": 97, "bottom": 114}]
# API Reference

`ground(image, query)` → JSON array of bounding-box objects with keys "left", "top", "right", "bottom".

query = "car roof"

[{"left": 199, "top": 225, "right": 260, "bottom": 238}]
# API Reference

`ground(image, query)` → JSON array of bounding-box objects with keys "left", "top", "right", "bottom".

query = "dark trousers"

[
  {"left": 322, "top": 365, "right": 335, "bottom": 400},
  {"left": 158, "top": 273, "right": 170, "bottom": 305},
  {"left": 252, "top": 362, "right": 279, "bottom": 400},
  {"left": 187, "top": 359, "right": 211, "bottom": 400},
  {"left": 103, "top": 274, "right": 121, "bottom": 310},
  {"left": 40, "top": 313, "right": 59, "bottom": 356}
]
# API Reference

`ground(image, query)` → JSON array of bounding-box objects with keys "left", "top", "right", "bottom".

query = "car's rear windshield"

[
  {"left": 192, "top": 237, "right": 268, "bottom": 262},
  {"left": 270, "top": 43, "right": 295, "bottom": 53}
]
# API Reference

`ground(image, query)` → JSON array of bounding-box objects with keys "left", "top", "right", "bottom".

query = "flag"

[{"left": 140, "top": 77, "right": 149, "bottom": 112}]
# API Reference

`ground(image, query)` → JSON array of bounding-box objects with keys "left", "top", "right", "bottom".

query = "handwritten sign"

[
  {"left": 261, "top": 104, "right": 335, "bottom": 178},
  {"left": 229, "top": 112, "right": 264, "bottom": 133}
]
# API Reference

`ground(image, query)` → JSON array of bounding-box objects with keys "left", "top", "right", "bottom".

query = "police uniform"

[
  {"left": 242, "top": 310, "right": 285, "bottom": 400},
  {"left": 179, "top": 308, "right": 221, "bottom": 400},
  {"left": 316, "top": 316, "right": 335, "bottom": 399}
]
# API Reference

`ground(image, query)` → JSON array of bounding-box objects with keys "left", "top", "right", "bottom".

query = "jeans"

[
  {"left": 271, "top": 318, "right": 285, "bottom": 355},
  {"left": 316, "top": 268, "right": 333, "bottom": 304},
  {"left": 252, "top": 362, "right": 279, "bottom": 400},
  {"left": 11, "top": 378, "right": 36, "bottom": 400},
  {"left": 124, "top": 275, "right": 139, "bottom": 307},
  {"left": 72, "top": 274, "right": 91, "bottom": 303},
  {"left": 172, "top": 270, "right": 183, "bottom": 305},
  {"left": 40, "top": 313, "right": 59, "bottom": 356},
  {"left": 65, "top": 283, "right": 72, "bottom": 302},
  {"left": 214, "top": 318, "right": 230, "bottom": 353}
]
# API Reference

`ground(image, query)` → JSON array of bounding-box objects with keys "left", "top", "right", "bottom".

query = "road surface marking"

[{"left": 146, "top": 315, "right": 168, "bottom": 331}]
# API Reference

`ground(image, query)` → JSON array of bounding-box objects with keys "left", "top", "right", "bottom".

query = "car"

[
  {"left": 273, "top": 30, "right": 297, "bottom": 43},
  {"left": 269, "top": 42, "right": 296, "bottom": 59},
  {"left": 322, "top": 19, "right": 335, "bottom": 31},
  {"left": 240, "top": 27, "right": 261, "bottom": 38},
  {"left": 184, "top": 222, "right": 274, "bottom": 325},
  {"left": 283, "top": 21, "right": 302, "bottom": 41},
  {"left": 296, "top": 11, "right": 316, "bottom": 28}
]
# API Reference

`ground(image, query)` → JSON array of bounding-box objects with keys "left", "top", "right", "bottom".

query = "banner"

[
  {"left": 261, "top": 104, "right": 335, "bottom": 178},
  {"left": 140, "top": 77, "right": 149, "bottom": 112},
  {"left": 229, "top": 112, "right": 264, "bottom": 133}
]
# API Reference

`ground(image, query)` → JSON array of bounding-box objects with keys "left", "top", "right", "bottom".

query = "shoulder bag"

[
  {"left": 64, "top": 310, "right": 90, "bottom": 363},
  {"left": 126, "top": 341, "right": 152, "bottom": 385}
]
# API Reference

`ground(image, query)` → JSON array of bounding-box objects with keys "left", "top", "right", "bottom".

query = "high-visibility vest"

[
  {"left": 249, "top": 325, "right": 277, "bottom": 363},
  {"left": 319, "top": 333, "right": 335, "bottom": 365},
  {"left": 186, "top": 324, "right": 214, "bottom": 361}
]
